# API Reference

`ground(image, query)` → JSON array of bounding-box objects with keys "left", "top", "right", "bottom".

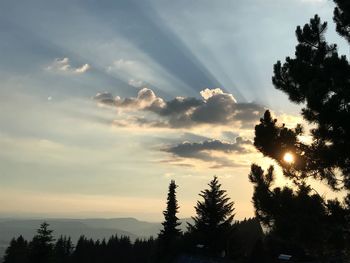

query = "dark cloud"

[
  {"left": 165, "top": 137, "right": 252, "bottom": 157},
  {"left": 149, "top": 97, "right": 202, "bottom": 116},
  {"left": 163, "top": 137, "right": 253, "bottom": 168},
  {"left": 94, "top": 88, "right": 265, "bottom": 129},
  {"left": 116, "top": 88, "right": 163, "bottom": 109}
]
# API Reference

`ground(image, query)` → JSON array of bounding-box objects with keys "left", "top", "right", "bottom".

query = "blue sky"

[{"left": 0, "top": 0, "right": 347, "bottom": 221}]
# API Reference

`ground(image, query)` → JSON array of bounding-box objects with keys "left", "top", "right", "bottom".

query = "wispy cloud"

[
  {"left": 128, "top": 79, "right": 144, "bottom": 88},
  {"left": 47, "top": 57, "right": 91, "bottom": 74},
  {"left": 106, "top": 59, "right": 158, "bottom": 89}
]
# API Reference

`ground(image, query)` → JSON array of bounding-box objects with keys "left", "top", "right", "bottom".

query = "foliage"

[
  {"left": 232, "top": 218, "right": 264, "bottom": 259},
  {"left": 3, "top": 228, "right": 157, "bottom": 263},
  {"left": 52, "top": 236, "right": 73, "bottom": 263},
  {"left": 187, "top": 176, "right": 235, "bottom": 257},
  {"left": 251, "top": 2, "right": 350, "bottom": 260},
  {"left": 158, "top": 180, "right": 182, "bottom": 261},
  {"left": 333, "top": 0, "right": 350, "bottom": 43},
  {"left": 28, "top": 222, "right": 55, "bottom": 263},
  {"left": 159, "top": 180, "right": 182, "bottom": 241},
  {"left": 260, "top": 12, "right": 350, "bottom": 189},
  {"left": 3, "top": 236, "right": 28, "bottom": 263},
  {"left": 249, "top": 148, "right": 350, "bottom": 258},
  {"left": 249, "top": 165, "right": 349, "bottom": 257}
]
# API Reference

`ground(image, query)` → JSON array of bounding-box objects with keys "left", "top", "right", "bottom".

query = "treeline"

[
  {"left": 3, "top": 177, "right": 264, "bottom": 263},
  {"left": 3, "top": 229, "right": 156, "bottom": 263},
  {"left": 3, "top": 219, "right": 264, "bottom": 263}
]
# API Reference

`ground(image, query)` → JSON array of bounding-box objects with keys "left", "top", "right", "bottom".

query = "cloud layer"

[
  {"left": 163, "top": 137, "right": 253, "bottom": 168},
  {"left": 94, "top": 88, "right": 264, "bottom": 129},
  {"left": 166, "top": 137, "right": 252, "bottom": 157}
]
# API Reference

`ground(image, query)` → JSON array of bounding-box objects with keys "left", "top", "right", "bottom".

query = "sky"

[{"left": 0, "top": 0, "right": 348, "bottom": 222}]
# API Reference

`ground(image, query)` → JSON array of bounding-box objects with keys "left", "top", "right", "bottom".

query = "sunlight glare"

[{"left": 283, "top": 152, "right": 294, "bottom": 164}]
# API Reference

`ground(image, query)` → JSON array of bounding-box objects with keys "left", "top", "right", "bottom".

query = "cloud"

[
  {"left": 107, "top": 59, "right": 135, "bottom": 71},
  {"left": 163, "top": 136, "right": 253, "bottom": 168},
  {"left": 165, "top": 137, "right": 252, "bottom": 158},
  {"left": 200, "top": 88, "right": 236, "bottom": 102},
  {"left": 94, "top": 88, "right": 165, "bottom": 110},
  {"left": 94, "top": 88, "right": 264, "bottom": 129},
  {"left": 75, "top": 63, "right": 91, "bottom": 73},
  {"left": 128, "top": 79, "right": 144, "bottom": 88},
  {"left": 93, "top": 92, "right": 116, "bottom": 106},
  {"left": 47, "top": 57, "right": 91, "bottom": 74}
]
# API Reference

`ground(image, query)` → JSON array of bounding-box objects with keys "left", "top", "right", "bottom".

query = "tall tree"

[
  {"left": 158, "top": 180, "right": 181, "bottom": 261},
  {"left": 188, "top": 176, "right": 235, "bottom": 257},
  {"left": 251, "top": 1, "right": 350, "bottom": 259},
  {"left": 28, "top": 222, "right": 55, "bottom": 263},
  {"left": 159, "top": 180, "right": 182, "bottom": 242},
  {"left": 262, "top": 12, "right": 350, "bottom": 189}
]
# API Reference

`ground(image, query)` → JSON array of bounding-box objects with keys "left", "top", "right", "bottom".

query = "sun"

[{"left": 283, "top": 152, "right": 294, "bottom": 164}]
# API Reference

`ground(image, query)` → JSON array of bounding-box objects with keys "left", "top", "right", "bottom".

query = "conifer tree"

[
  {"left": 72, "top": 236, "right": 94, "bottom": 263},
  {"left": 250, "top": 1, "right": 350, "bottom": 259},
  {"left": 158, "top": 180, "right": 181, "bottom": 261},
  {"left": 3, "top": 236, "right": 28, "bottom": 263},
  {"left": 259, "top": 11, "right": 350, "bottom": 189},
  {"left": 52, "top": 236, "right": 73, "bottom": 263},
  {"left": 188, "top": 176, "right": 235, "bottom": 257},
  {"left": 3, "top": 230, "right": 158, "bottom": 263},
  {"left": 159, "top": 180, "right": 182, "bottom": 242},
  {"left": 333, "top": 0, "right": 350, "bottom": 43},
  {"left": 28, "top": 222, "right": 55, "bottom": 263}
]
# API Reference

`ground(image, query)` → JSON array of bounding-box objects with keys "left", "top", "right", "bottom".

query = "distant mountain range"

[{"left": 0, "top": 217, "right": 193, "bottom": 259}]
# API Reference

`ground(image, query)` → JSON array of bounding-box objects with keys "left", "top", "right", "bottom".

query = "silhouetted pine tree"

[
  {"left": 249, "top": 165, "right": 331, "bottom": 256},
  {"left": 158, "top": 180, "right": 182, "bottom": 261},
  {"left": 250, "top": 3, "right": 350, "bottom": 259},
  {"left": 72, "top": 236, "right": 96, "bottom": 263},
  {"left": 132, "top": 237, "right": 156, "bottom": 263},
  {"left": 188, "top": 176, "right": 235, "bottom": 257},
  {"left": 3, "top": 236, "right": 28, "bottom": 263},
  {"left": 106, "top": 234, "right": 120, "bottom": 262},
  {"left": 118, "top": 236, "right": 133, "bottom": 262},
  {"left": 28, "top": 222, "right": 55, "bottom": 263},
  {"left": 333, "top": 0, "right": 350, "bottom": 43},
  {"left": 258, "top": 10, "right": 350, "bottom": 189},
  {"left": 52, "top": 236, "right": 73, "bottom": 263}
]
